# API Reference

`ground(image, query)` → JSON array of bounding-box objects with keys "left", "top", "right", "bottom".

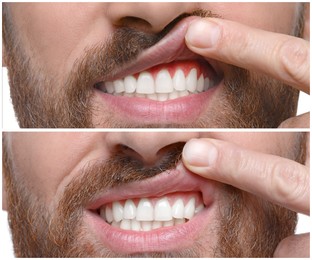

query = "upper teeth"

[
  {"left": 99, "top": 197, "right": 205, "bottom": 231},
  {"left": 97, "top": 68, "right": 215, "bottom": 101}
]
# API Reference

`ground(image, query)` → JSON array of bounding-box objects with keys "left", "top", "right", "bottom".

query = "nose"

[
  {"left": 105, "top": 132, "right": 200, "bottom": 165},
  {"left": 106, "top": 3, "right": 200, "bottom": 33}
]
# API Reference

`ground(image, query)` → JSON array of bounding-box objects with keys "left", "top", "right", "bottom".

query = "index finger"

[
  {"left": 185, "top": 18, "right": 310, "bottom": 94},
  {"left": 182, "top": 138, "right": 310, "bottom": 215}
]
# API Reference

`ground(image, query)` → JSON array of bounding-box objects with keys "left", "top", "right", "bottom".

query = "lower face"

[
  {"left": 3, "top": 132, "right": 301, "bottom": 257},
  {"left": 3, "top": 3, "right": 301, "bottom": 128}
]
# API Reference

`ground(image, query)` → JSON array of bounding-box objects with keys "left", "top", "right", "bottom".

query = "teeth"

[
  {"left": 100, "top": 197, "right": 205, "bottom": 231},
  {"left": 171, "top": 199, "right": 184, "bottom": 219},
  {"left": 155, "top": 69, "right": 173, "bottom": 93},
  {"left": 186, "top": 69, "right": 197, "bottom": 93},
  {"left": 184, "top": 198, "right": 195, "bottom": 219},
  {"left": 112, "top": 201, "right": 124, "bottom": 222},
  {"left": 123, "top": 199, "right": 136, "bottom": 220},
  {"left": 173, "top": 69, "right": 186, "bottom": 91},
  {"left": 136, "top": 198, "right": 154, "bottom": 221},
  {"left": 154, "top": 197, "right": 172, "bottom": 221},
  {"left": 101, "top": 68, "right": 215, "bottom": 101},
  {"left": 137, "top": 72, "right": 155, "bottom": 94}
]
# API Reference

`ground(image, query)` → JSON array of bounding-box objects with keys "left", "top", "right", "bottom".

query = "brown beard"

[
  {"left": 2, "top": 7, "right": 301, "bottom": 128},
  {"left": 3, "top": 140, "right": 299, "bottom": 257}
]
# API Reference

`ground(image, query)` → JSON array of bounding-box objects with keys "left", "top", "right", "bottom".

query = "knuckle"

[
  {"left": 279, "top": 38, "right": 310, "bottom": 85},
  {"left": 272, "top": 161, "right": 308, "bottom": 204}
]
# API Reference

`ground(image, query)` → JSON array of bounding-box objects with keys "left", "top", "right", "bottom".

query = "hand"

[
  {"left": 182, "top": 135, "right": 310, "bottom": 257},
  {"left": 185, "top": 18, "right": 310, "bottom": 128}
]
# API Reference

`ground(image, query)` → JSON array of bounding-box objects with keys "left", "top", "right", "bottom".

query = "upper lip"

[
  {"left": 94, "top": 16, "right": 222, "bottom": 84},
  {"left": 87, "top": 162, "right": 216, "bottom": 210}
]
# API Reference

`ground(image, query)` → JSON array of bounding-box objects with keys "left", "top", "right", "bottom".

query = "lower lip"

[
  {"left": 95, "top": 87, "right": 218, "bottom": 125},
  {"left": 85, "top": 206, "right": 212, "bottom": 254}
]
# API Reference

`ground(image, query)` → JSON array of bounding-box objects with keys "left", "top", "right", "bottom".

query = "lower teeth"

[{"left": 109, "top": 218, "right": 188, "bottom": 231}]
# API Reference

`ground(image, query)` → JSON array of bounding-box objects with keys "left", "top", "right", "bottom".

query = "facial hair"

[
  {"left": 2, "top": 7, "right": 301, "bottom": 128},
  {"left": 3, "top": 141, "right": 298, "bottom": 257}
]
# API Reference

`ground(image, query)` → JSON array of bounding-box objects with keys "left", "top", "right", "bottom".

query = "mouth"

[
  {"left": 85, "top": 164, "right": 217, "bottom": 254},
  {"left": 92, "top": 16, "right": 223, "bottom": 126},
  {"left": 95, "top": 59, "right": 219, "bottom": 102}
]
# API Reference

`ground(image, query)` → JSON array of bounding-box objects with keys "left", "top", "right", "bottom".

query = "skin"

[
  {"left": 2, "top": 132, "right": 310, "bottom": 257},
  {"left": 2, "top": 3, "right": 310, "bottom": 128}
]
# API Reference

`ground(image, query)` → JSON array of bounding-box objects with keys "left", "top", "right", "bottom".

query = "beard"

[
  {"left": 2, "top": 8, "right": 300, "bottom": 128},
  {"left": 3, "top": 141, "right": 299, "bottom": 257}
]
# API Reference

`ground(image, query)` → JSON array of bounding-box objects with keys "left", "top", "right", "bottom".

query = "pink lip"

[{"left": 85, "top": 164, "right": 218, "bottom": 254}]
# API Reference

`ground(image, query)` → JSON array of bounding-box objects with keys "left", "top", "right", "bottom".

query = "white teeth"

[
  {"left": 124, "top": 75, "right": 137, "bottom": 93},
  {"left": 136, "top": 198, "right": 154, "bottom": 221},
  {"left": 105, "top": 206, "right": 114, "bottom": 223},
  {"left": 101, "top": 67, "right": 216, "bottom": 101},
  {"left": 123, "top": 199, "right": 136, "bottom": 219},
  {"left": 112, "top": 201, "right": 124, "bottom": 222},
  {"left": 173, "top": 69, "right": 186, "bottom": 91},
  {"left": 101, "top": 196, "right": 204, "bottom": 231},
  {"left": 197, "top": 74, "right": 204, "bottom": 92},
  {"left": 120, "top": 219, "right": 131, "bottom": 230},
  {"left": 154, "top": 197, "right": 172, "bottom": 221},
  {"left": 141, "top": 221, "right": 152, "bottom": 231},
  {"left": 171, "top": 199, "right": 184, "bottom": 219},
  {"left": 155, "top": 69, "right": 173, "bottom": 93},
  {"left": 186, "top": 69, "right": 197, "bottom": 93},
  {"left": 137, "top": 72, "right": 155, "bottom": 94},
  {"left": 113, "top": 79, "right": 125, "bottom": 93},
  {"left": 184, "top": 198, "right": 195, "bottom": 219},
  {"left": 131, "top": 219, "right": 141, "bottom": 231}
]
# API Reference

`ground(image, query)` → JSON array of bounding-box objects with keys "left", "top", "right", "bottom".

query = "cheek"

[{"left": 10, "top": 3, "right": 113, "bottom": 76}]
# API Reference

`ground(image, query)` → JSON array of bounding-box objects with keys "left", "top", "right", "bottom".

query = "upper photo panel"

[{"left": 2, "top": 2, "right": 310, "bottom": 128}]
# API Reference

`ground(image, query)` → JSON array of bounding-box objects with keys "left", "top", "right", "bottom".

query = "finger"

[
  {"left": 182, "top": 138, "right": 310, "bottom": 215},
  {"left": 273, "top": 233, "right": 310, "bottom": 258},
  {"left": 185, "top": 18, "right": 310, "bottom": 94},
  {"left": 278, "top": 112, "right": 310, "bottom": 128}
]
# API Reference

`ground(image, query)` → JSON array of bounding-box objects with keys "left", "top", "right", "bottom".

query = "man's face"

[
  {"left": 3, "top": 3, "right": 303, "bottom": 128},
  {"left": 3, "top": 132, "right": 302, "bottom": 257}
]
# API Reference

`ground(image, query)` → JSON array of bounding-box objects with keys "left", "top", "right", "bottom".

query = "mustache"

[
  {"left": 66, "top": 9, "right": 220, "bottom": 89},
  {"left": 58, "top": 143, "right": 184, "bottom": 213}
]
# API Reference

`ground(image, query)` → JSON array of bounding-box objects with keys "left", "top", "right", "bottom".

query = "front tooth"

[
  {"left": 184, "top": 198, "right": 195, "bottom": 219},
  {"left": 171, "top": 199, "right": 184, "bottom": 219},
  {"left": 136, "top": 198, "right": 154, "bottom": 221},
  {"left": 169, "top": 91, "right": 179, "bottom": 100},
  {"left": 112, "top": 201, "right": 123, "bottom": 222},
  {"left": 197, "top": 74, "right": 204, "bottom": 92},
  {"left": 131, "top": 219, "right": 141, "bottom": 231},
  {"left": 173, "top": 69, "right": 186, "bottom": 91},
  {"left": 120, "top": 219, "right": 131, "bottom": 230},
  {"left": 105, "top": 206, "right": 114, "bottom": 223},
  {"left": 155, "top": 69, "right": 173, "bottom": 93},
  {"left": 179, "top": 90, "right": 189, "bottom": 97},
  {"left": 163, "top": 220, "right": 174, "bottom": 227},
  {"left": 113, "top": 79, "right": 125, "bottom": 93},
  {"left": 124, "top": 75, "right": 137, "bottom": 93},
  {"left": 137, "top": 72, "right": 155, "bottom": 94},
  {"left": 152, "top": 221, "right": 162, "bottom": 230},
  {"left": 111, "top": 221, "right": 120, "bottom": 228},
  {"left": 154, "top": 197, "right": 172, "bottom": 221},
  {"left": 123, "top": 199, "right": 136, "bottom": 219},
  {"left": 141, "top": 221, "right": 152, "bottom": 231},
  {"left": 186, "top": 69, "right": 197, "bottom": 92},
  {"left": 157, "top": 93, "right": 168, "bottom": 101},
  {"left": 105, "top": 82, "right": 115, "bottom": 94},
  {"left": 147, "top": 94, "right": 158, "bottom": 101}
]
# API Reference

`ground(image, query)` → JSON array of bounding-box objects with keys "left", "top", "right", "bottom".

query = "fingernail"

[
  {"left": 185, "top": 20, "right": 220, "bottom": 49},
  {"left": 183, "top": 139, "right": 218, "bottom": 167}
]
